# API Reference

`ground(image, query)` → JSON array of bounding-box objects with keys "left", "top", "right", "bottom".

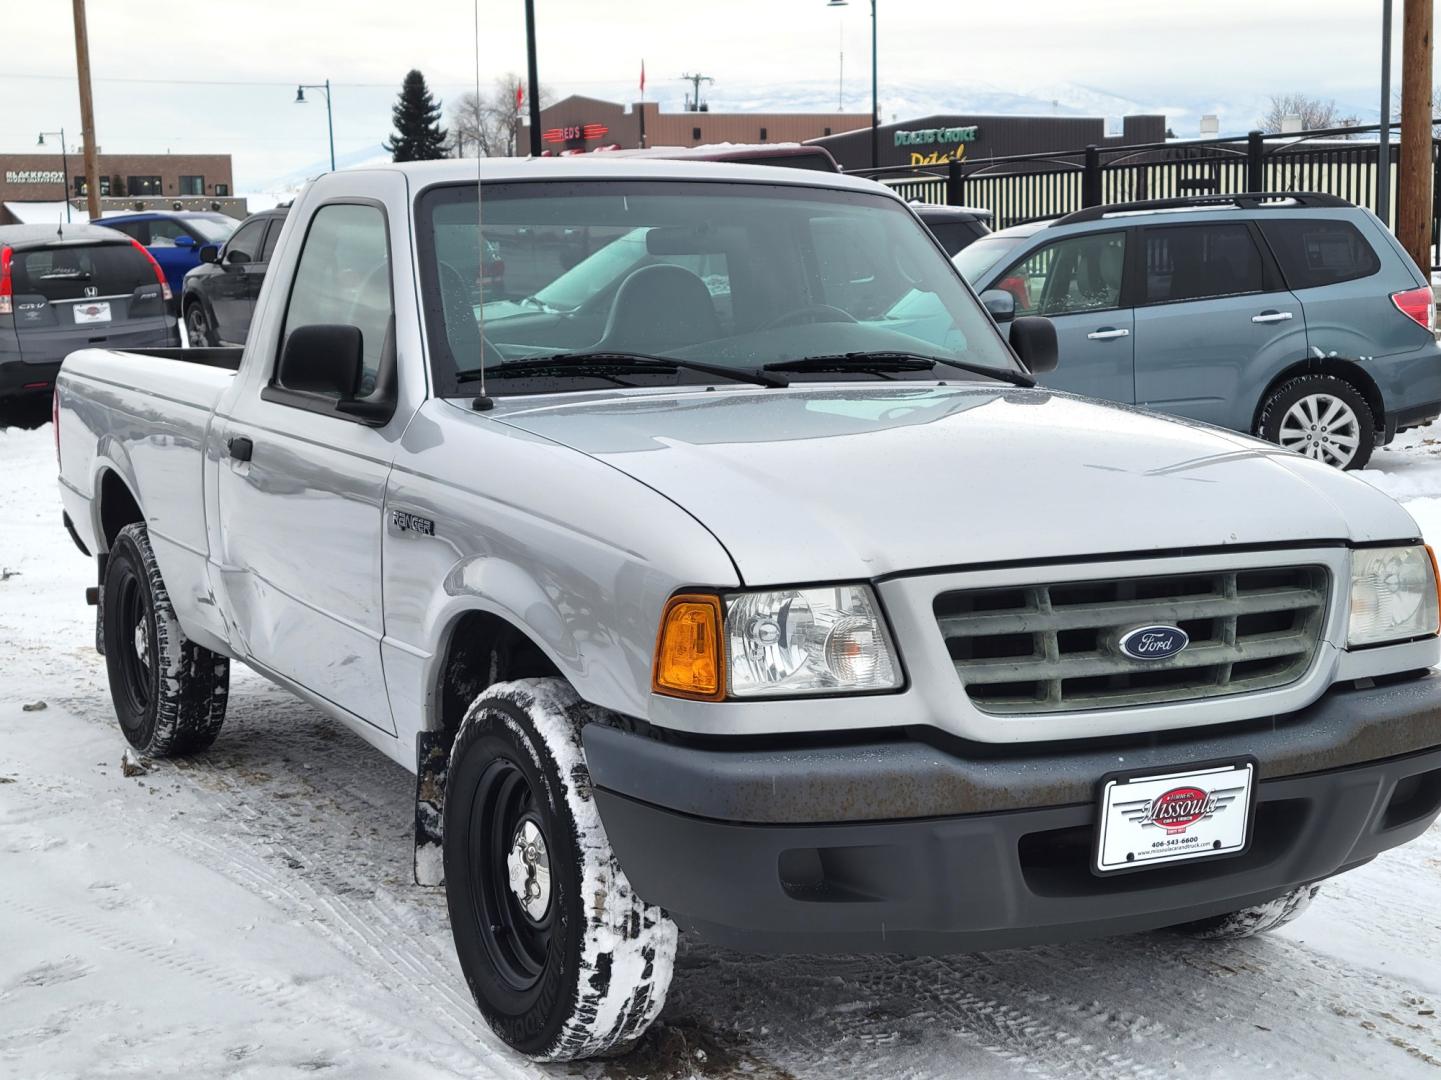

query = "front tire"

[
  {"left": 443, "top": 678, "right": 676, "bottom": 1061},
  {"left": 1257, "top": 374, "right": 1375, "bottom": 470},
  {"left": 1170, "top": 883, "right": 1321, "bottom": 940},
  {"left": 183, "top": 299, "right": 217, "bottom": 347},
  {"left": 102, "top": 523, "right": 229, "bottom": 757}
]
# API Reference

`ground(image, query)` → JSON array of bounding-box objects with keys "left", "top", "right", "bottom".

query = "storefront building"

[{"left": 0, "top": 152, "right": 238, "bottom": 224}]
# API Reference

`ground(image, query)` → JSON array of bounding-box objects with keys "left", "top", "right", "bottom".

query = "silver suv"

[{"left": 956, "top": 193, "right": 1441, "bottom": 469}]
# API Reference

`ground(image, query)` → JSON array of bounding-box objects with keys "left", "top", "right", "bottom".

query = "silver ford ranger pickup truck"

[{"left": 54, "top": 159, "right": 1441, "bottom": 1062}]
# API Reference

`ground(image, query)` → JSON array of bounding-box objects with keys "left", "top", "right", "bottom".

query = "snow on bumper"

[{"left": 584, "top": 673, "right": 1441, "bottom": 954}]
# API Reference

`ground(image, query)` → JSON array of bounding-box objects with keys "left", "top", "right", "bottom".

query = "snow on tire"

[
  {"left": 102, "top": 522, "right": 229, "bottom": 757},
  {"left": 443, "top": 677, "right": 677, "bottom": 1062},
  {"left": 1171, "top": 882, "right": 1321, "bottom": 940}
]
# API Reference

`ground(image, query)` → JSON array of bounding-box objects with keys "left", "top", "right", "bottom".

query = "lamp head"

[
  {"left": 295, "top": 86, "right": 306, "bottom": 104},
  {"left": 36, "top": 133, "right": 45, "bottom": 146}
]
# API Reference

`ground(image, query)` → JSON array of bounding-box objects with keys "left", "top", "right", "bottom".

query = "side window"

[
  {"left": 147, "top": 219, "right": 189, "bottom": 247},
  {"left": 225, "top": 220, "right": 265, "bottom": 263},
  {"left": 281, "top": 203, "right": 392, "bottom": 394},
  {"left": 1259, "top": 218, "right": 1381, "bottom": 290},
  {"left": 259, "top": 220, "right": 283, "bottom": 262},
  {"left": 1003, "top": 232, "right": 1126, "bottom": 317},
  {"left": 1142, "top": 224, "right": 1264, "bottom": 305}
]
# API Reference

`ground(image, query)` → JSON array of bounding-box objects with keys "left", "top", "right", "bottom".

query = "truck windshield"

[{"left": 415, "top": 180, "right": 1021, "bottom": 398}]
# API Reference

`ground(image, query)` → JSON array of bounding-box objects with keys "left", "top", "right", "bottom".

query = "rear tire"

[
  {"left": 1170, "top": 883, "right": 1320, "bottom": 940},
  {"left": 443, "top": 678, "right": 676, "bottom": 1061},
  {"left": 1257, "top": 374, "right": 1375, "bottom": 470},
  {"left": 183, "top": 299, "right": 217, "bottom": 348},
  {"left": 102, "top": 523, "right": 229, "bottom": 757}
]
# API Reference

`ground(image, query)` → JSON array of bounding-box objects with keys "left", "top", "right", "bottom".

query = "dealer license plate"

[
  {"left": 72, "top": 301, "right": 111, "bottom": 325},
  {"left": 1094, "top": 761, "right": 1255, "bottom": 874}
]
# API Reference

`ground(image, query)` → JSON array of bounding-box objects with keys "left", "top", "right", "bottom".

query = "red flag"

[
  {"left": 640, "top": 60, "right": 646, "bottom": 95},
  {"left": 515, "top": 82, "right": 524, "bottom": 110}
]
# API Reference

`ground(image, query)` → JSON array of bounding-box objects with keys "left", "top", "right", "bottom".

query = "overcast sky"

[{"left": 0, "top": 0, "right": 1427, "bottom": 190}]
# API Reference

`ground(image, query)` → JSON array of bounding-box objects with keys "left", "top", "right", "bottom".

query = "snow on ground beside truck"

[{"left": 3, "top": 418, "right": 1441, "bottom": 1079}]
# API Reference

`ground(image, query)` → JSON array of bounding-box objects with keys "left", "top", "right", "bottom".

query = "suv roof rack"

[{"left": 1052, "top": 192, "right": 1352, "bottom": 227}]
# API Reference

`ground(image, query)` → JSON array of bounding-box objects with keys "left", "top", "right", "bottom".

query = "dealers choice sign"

[
  {"left": 5, "top": 170, "right": 66, "bottom": 185},
  {"left": 894, "top": 125, "right": 980, "bottom": 166}
]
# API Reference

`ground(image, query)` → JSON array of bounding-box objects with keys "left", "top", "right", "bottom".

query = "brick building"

[{"left": 0, "top": 152, "right": 239, "bottom": 225}]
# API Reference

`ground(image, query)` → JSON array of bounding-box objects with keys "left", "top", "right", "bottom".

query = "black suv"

[{"left": 181, "top": 207, "right": 288, "bottom": 346}]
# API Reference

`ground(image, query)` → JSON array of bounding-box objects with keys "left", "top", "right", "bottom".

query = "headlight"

[
  {"left": 725, "top": 585, "right": 900, "bottom": 697},
  {"left": 1348, "top": 545, "right": 1440, "bottom": 647}
]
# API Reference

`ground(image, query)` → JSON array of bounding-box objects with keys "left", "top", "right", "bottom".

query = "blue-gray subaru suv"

[{"left": 955, "top": 193, "right": 1441, "bottom": 469}]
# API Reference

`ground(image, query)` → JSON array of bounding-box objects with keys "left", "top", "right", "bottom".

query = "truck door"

[
  {"left": 996, "top": 230, "right": 1135, "bottom": 404},
  {"left": 213, "top": 200, "right": 399, "bottom": 733}
]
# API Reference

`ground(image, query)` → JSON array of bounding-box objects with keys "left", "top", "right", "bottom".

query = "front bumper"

[{"left": 585, "top": 673, "right": 1441, "bottom": 953}]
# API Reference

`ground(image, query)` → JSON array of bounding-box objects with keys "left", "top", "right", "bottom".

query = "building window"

[
  {"left": 824, "top": 127, "right": 832, "bottom": 136},
  {"left": 128, "top": 175, "right": 163, "bottom": 196},
  {"left": 759, "top": 127, "right": 768, "bottom": 141},
  {"left": 215, "top": 183, "right": 230, "bottom": 197},
  {"left": 73, "top": 175, "right": 111, "bottom": 196},
  {"left": 179, "top": 175, "right": 205, "bottom": 196},
  {"left": 692, "top": 127, "right": 701, "bottom": 140}
]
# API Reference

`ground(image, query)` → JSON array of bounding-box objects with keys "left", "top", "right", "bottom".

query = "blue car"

[
  {"left": 100, "top": 211, "right": 238, "bottom": 308},
  {"left": 955, "top": 193, "right": 1441, "bottom": 470}
]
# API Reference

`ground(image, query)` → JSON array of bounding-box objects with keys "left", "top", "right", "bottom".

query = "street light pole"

[
  {"left": 296, "top": 80, "right": 335, "bottom": 172},
  {"left": 827, "top": 0, "right": 878, "bottom": 169},
  {"left": 1378, "top": 0, "right": 1394, "bottom": 225},
  {"left": 38, "top": 130, "right": 71, "bottom": 223},
  {"left": 524, "top": 0, "right": 543, "bottom": 157}
]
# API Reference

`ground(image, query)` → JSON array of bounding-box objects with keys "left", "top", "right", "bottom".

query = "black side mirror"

[
  {"left": 225, "top": 249, "right": 249, "bottom": 267},
  {"left": 1009, "top": 316, "right": 1058, "bottom": 375},
  {"left": 279, "top": 324, "right": 363, "bottom": 397},
  {"left": 198, "top": 244, "right": 219, "bottom": 264},
  {"left": 979, "top": 288, "right": 1016, "bottom": 324}
]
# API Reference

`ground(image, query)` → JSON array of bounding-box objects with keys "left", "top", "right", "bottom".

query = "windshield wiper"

[
  {"left": 764, "top": 351, "right": 1035, "bottom": 388},
  {"left": 455, "top": 351, "right": 789, "bottom": 389}
]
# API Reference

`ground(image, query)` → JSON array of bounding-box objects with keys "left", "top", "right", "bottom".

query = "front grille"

[{"left": 936, "top": 565, "right": 1329, "bottom": 714}]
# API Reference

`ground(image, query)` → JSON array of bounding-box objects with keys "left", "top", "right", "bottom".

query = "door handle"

[
  {"left": 1252, "top": 310, "right": 1295, "bottom": 324},
  {"left": 1086, "top": 328, "right": 1130, "bottom": 340},
  {"left": 227, "top": 436, "right": 253, "bottom": 462}
]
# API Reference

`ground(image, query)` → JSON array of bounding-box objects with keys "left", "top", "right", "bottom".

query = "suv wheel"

[
  {"left": 1169, "top": 883, "right": 1320, "bottom": 939},
  {"left": 183, "top": 300, "right": 217, "bottom": 347},
  {"left": 1257, "top": 374, "right": 1375, "bottom": 470},
  {"left": 444, "top": 678, "right": 677, "bottom": 1061}
]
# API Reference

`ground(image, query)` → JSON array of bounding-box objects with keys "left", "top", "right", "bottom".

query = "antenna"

[
  {"left": 471, "top": 0, "right": 492, "bottom": 410},
  {"left": 680, "top": 72, "right": 714, "bottom": 112}
]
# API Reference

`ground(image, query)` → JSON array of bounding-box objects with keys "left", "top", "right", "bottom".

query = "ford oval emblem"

[{"left": 1118, "top": 624, "right": 1189, "bottom": 661}]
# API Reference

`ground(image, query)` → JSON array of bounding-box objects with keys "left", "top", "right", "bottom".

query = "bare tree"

[
  {"left": 448, "top": 74, "right": 552, "bottom": 157},
  {"left": 1258, "top": 93, "right": 1359, "bottom": 134}
]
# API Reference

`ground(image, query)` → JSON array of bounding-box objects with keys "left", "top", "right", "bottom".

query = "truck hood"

[{"left": 489, "top": 385, "right": 1419, "bottom": 584}]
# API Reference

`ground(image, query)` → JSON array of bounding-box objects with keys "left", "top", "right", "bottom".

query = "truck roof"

[{"left": 337, "top": 156, "right": 903, "bottom": 199}]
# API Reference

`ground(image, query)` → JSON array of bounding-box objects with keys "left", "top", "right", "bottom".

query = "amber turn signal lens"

[
  {"left": 652, "top": 593, "right": 725, "bottom": 701},
  {"left": 1428, "top": 545, "right": 1441, "bottom": 632}
]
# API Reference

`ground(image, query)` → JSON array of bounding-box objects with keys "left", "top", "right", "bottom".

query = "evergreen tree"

[{"left": 384, "top": 69, "right": 448, "bottom": 162}]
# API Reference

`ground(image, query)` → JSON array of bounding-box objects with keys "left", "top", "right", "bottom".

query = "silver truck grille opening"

[{"left": 936, "top": 566, "right": 1329, "bottom": 715}]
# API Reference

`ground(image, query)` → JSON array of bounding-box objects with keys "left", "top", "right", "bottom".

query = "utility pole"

[
  {"left": 681, "top": 72, "right": 713, "bottom": 112},
  {"left": 1397, "top": 0, "right": 1434, "bottom": 272},
  {"left": 72, "top": 0, "right": 101, "bottom": 221},
  {"left": 1378, "top": 0, "right": 1393, "bottom": 225},
  {"left": 524, "top": 0, "right": 542, "bottom": 157}
]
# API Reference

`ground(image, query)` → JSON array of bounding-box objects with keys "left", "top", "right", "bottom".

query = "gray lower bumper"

[{"left": 584, "top": 675, "right": 1441, "bottom": 953}]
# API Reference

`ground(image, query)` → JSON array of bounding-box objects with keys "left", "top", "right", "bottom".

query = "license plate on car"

[
  {"left": 1094, "top": 761, "right": 1255, "bottom": 874},
  {"left": 72, "top": 301, "right": 111, "bottom": 324}
]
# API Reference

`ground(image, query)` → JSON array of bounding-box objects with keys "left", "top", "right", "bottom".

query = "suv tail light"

[
  {"left": 1391, "top": 285, "right": 1435, "bottom": 332},
  {"left": 0, "top": 246, "right": 12, "bottom": 315},
  {"left": 129, "top": 238, "right": 173, "bottom": 302}
]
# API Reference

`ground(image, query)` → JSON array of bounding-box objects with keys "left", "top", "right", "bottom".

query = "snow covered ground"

[{"left": 3, "top": 416, "right": 1441, "bottom": 1079}]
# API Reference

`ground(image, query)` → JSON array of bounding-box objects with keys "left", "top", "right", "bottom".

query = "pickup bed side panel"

[
  {"left": 382, "top": 399, "right": 741, "bottom": 753},
  {"left": 57, "top": 349, "right": 236, "bottom": 654}
]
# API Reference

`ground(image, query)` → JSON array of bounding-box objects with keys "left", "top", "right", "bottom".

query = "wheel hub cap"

[
  {"left": 505, "top": 819, "right": 551, "bottom": 921},
  {"left": 133, "top": 619, "right": 150, "bottom": 669},
  {"left": 1277, "top": 393, "right": 1361, "bottom": 467}
]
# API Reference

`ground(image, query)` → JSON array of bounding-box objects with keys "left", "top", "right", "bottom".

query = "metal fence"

[{"left": 853, "top": 124, "right": 1439, "bottom": 266}]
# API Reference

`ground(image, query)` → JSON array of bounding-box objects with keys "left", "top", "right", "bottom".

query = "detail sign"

[{"left": 5, "top": 170, "right": 65, "bottom": 185}]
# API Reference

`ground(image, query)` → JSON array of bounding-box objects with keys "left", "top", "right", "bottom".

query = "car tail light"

[
  {"left": 1391, "top": 285, "right": 1435, "bottom": 332},
  {"left": 129, "top": 238, "right": 173, "bottom": 302},
  {"left": 0, "top": 246, "right": 12, "bottom": 315}
]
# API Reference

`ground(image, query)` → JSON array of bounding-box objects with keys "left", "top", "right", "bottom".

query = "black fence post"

[
  {"left": 1082, "top": 145, "right": 1101, "bottom": 207},
  {"left": 1246, "top": 130, "right": 1265, "bottom": 192},
  {"left": 946, "top": 158, "right": 965, "bottom": 206}
]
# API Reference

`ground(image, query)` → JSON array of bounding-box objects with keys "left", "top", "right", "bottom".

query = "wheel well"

[
  {"left": 98, "top": 470, "right": 143, "bottom": 550},
  {"left": 435, "top": 610, "right": 561, "bottom": 741},
  {"left": 1253, "top": 359, "right": 1384, "bottom": 433}
]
